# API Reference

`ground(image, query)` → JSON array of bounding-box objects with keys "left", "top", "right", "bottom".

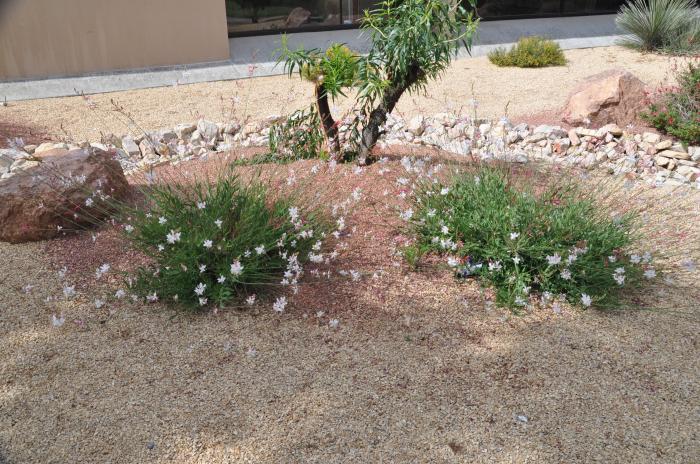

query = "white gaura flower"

[
  {"left": 560, "top": 269, "right": 572, "bottom": 280},
  {"left": 614, "top": 273, "right": 626, "bottom": 286},
  {"left": 614, "top": 267, "right": 625, "bottom": 275},
  {"left": 350, "top": 270, "right": 361, "bottom": 281},
  {"left": 115, "top": 289, "right": 126, "bottom": 299},
  {"left": 217, "top": 275, "right": 226, "bottom": 284},
  {"left": 630, "top": 254, "right": 641, "bottom": 264},
  {"left": 85, "top": 197, "right": 94, "bottom": 207},
  {"left": 94, "top": 299, "right": 104, "bottom": 309},
  {"left": 608, "top": 255, "right": 617, "bottom": 263},
  {"left": 440, "top": 187, "right": 449, "bottom": 195},
  {"left": 199, "top": 297, "right": 208, "bottom": 306},
  {"left": 510, "top": 232, "right": 520, "bottom": 240},
  {"left": 427, "top": 208, "right": 436, "bottom": 218},
  {"left": 447, "top": 256, "right": 459, "bottom": 267},
  {"left": 194, "top": 282, "right": 207, "bottom": 296},
  {"left": 51, "top": 314, "right": 65, "bottom": 327},
  {"left": 124, "top": 224, "right": 134, "bottom": 233},
  {"left": 230, "top": 260, "right": 244, "bottom": 276},
  {"left": 329, "top": 319, "right": 340, "bottom": 329},
  {"left": 166, "top": 230, "right": 181, "bottom": 244},
  {"left": 63, "top": 285, "right": 76, "bottom": 299},
  {"left": 441, "top": 225, "right": 449, "bottom": 235},
  {"left": 581, "top": 293, "right": 592, "bottom": 307},
  {"left": 23, "top": 284, "right": 33, "bottom": 294},
  {"left": 158, "top": 216, "right": 167, "bottom": 225},
  {"left": 681, "top": 258, "right": 697, "bottom": 272},
  {"left": 146, "top": 292, "right": 158, "bottom": 303},
  {"left": 644, "top": 268, "right": 656, "bottom": 279},
  {"left": 246, "top": 294, "right": 256, "bottom": 305},
  {"left": 546, "top": 253, "right": 562, "bottom": 266},
  {"left": 157, "top": 244, "right": 165, "bottom": 252},
  {"left": 513, "top": 256, "right": 521, "bottom": 265},
  {"left": 289, "top": 206, "right": 299, "bottom": 222},
  {"left": 273, "top": 296, "right": 287, "bottom": 313},
  {"left": 197, "top": 201, "right": 206, "bottom": 210},
  {"left": 255, "top": 245, "right": 266, "bottom": 255},
  {"left": 399, "top": 208, "right": 414, "bottom": 221},
  {"left": 198, "top": 264, "right": 207, "bottom": 273},
  {"left": 214, "top": 218, "right": 223, "bottom": 228},
  {"left": 488, "top": 261, "right": 502, "bottom": 272},
  {"left": 203, "top": 239, "right": 213, "bottom": 249},
  {"left": 95, "top": 263, "right": 110, "bottom": 279}
]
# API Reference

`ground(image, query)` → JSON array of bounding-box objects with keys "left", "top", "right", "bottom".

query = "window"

[{"left": 226, "top": 1, "right": 626, "bottom": 36}]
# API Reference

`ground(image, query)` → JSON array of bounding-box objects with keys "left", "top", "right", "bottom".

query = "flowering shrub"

[
  {"left": 121, "top": 173, "right": 329, "bottom": 310},
  {"left": 406, "top": 166, "right": 654, "bottom": 310},
  {"left": 488, "top": 37, "right": 566, "bottom": 68},
  {"left": 642, "top": 61, "right": 700, "bottom": 145}
]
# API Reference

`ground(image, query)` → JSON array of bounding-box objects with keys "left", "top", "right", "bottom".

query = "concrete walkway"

[{"left": 0, "top": 15, "right": 621, "bottom": 102}]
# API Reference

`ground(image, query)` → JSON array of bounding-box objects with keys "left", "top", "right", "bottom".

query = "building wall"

[{"left": 0, "top": 0, "right": 230, "bottom": 81}]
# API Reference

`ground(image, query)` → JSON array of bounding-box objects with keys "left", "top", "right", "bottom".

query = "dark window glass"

[
  {"left": 225, "top": 1, "right": 343, "bottom": 35},
  {"left": 477, "top": 0, "right": 625, "bottom": 18},
  {"left": 225, "top": 1, "right": 628, "bottom": 36}
]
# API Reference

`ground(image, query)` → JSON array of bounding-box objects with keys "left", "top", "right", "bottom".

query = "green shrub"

[
  {"left": 268, "top": 105, "right": 326, "bottom": 161},
  {"left": 642, "top": 62, "right": 700, "bottom": 145},
  {"left": 488, "top": 37, "right": 567, "bottom": 68},
  {"left": 616, "top": 0, "right": 700, "bottom": 54},
  {"left": 407, "top": 166, "right": 654, "bottom": 311},
  {"left": 121, "top": 172, "right": 328, "bottom": 310}
]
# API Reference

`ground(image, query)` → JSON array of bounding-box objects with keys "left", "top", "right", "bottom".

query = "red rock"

[
  {"left": 0, "top": 148, "right": 131, "bottom": 243},
  {"left": 562, "top": 70, "right": 648, "bottom": 127}
]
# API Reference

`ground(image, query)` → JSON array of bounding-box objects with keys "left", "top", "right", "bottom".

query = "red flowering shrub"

[{"left": 642, "top": 61, "right": 700, "bottom": 145}]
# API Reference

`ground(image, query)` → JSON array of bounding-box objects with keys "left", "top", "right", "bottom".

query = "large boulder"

[
  {"left": 562, "top": 70, "right": 648, "bottom": 127},
  {"left": 0, "top": 148, "right": 130, "bottom": 243}
]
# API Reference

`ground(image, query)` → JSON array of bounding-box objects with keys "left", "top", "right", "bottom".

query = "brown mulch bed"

[
  {"left": 0, "top": 120, "right": 49, "bottom": 147},
  {"left": 2, "top": 151, "right": 699, "bottom": 463}
]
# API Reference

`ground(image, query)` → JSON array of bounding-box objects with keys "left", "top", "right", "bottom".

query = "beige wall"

[{"left": 0, "top": 0, "right": 230, "bottom": 80}]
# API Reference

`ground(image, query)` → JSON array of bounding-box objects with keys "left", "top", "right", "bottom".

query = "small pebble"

[{"left": 146, "top": 441, "right": 155, "bottom": 450}]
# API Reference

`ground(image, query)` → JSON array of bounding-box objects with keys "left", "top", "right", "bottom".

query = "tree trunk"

[
  {"left": 315, "top": 84, "right": 340, "bottom": 156},
  {"left": 358, "top": 63, "right": 424, "bottom": 164}
]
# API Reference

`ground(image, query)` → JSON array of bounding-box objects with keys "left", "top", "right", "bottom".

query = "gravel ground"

[
  {"left": 1, "top": 157, "right": 698, "bottom": 463},
  {"left": 0, "top": 46, "right": 684, "bottom": 143}
]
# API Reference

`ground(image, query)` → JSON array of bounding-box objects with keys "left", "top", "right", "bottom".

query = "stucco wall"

[{"left": 0, "top": 0, "right": 230, "bottom": 81}]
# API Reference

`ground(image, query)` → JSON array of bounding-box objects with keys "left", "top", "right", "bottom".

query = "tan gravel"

[
  {"left": 1, "top": 46, "right": 684, "bottom": 143},
  {"left": 1, "top": 156, "right": 699, "bottom": 463}
]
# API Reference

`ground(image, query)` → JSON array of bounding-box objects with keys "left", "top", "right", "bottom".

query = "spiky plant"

[
  {"left": 277, "top": 0, "right": 479, "bottom": 163},
  {"left": 616, "top": 0, "right": 700, "bottom": 54},
  {"left": 277, "top": 40, "right": 359, "bottom": 156},
  {"left": 355, "top": 0, "right": 479, "bottom": 162}
]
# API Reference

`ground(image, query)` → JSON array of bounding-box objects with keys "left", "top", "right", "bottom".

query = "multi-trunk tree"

[{"left": 277, "top": 0, "right": 479, "bottom": 163}]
